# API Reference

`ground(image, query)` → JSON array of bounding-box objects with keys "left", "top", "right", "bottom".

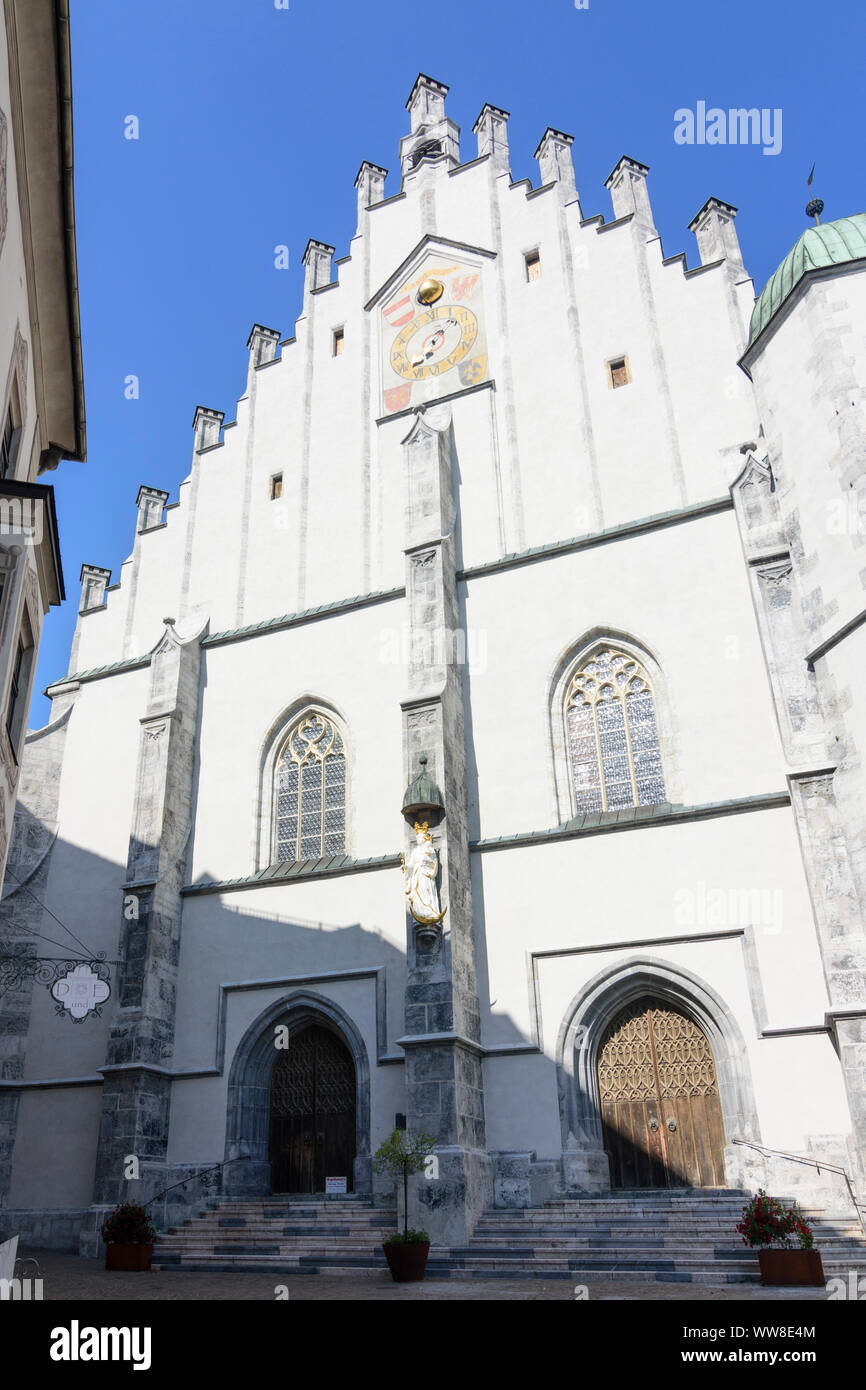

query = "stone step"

[
  {"left": 543, "top": 1200, "right": 803, "bottom": 1210},
  {"left": 153, "top": 1260, "right": 388, "bottom": 1275},
  {"left": 166, "top": 1217, "right": 397, "bottom": 1228},
  {"left": 479, "top": 1226, "right": 848, "bottom": 1239},
  {"left": 202, "top": 1198, "right": 386, "bottom": 1207},
  {"left": 435, "top": 1267, "right": 762, "bottom": 1285},
  {"left": 475, "top": 1214, "right": 863, "bottom": 1229},
  {"left": 452, "top": 1236, "right": 866, "bottom": 1251},
  {"left": 172, "top": 1218, "right": 361, "bottom": 1228},
  {"left": 153, "top": 1249, "right": 865, "bottom": 1282},
  {"left": 543, "top": 1198, "right": 749, "bottom": 1208},
  {"left": 189, "top": 1206, "right": 391, "bottom": 1219},
  {"left": 479, "top": 1218, "right": 861, "bottom": 1228},
  {"left": 158, "top": 1251, "right": 391, "bottom": 1262}
]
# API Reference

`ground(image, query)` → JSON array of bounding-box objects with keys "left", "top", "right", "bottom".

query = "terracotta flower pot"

[
  {"left": 758, "top": 1248, "right": 824, "bottom": 1287},
  {"left": 105, "top": 1242, "right": 154, "bottom": 1272},
  {"left": 383, "top": 1240, "right": 430, "bottom": 1282}
]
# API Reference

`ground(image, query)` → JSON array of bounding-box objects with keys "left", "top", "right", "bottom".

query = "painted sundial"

[{"left": 380, "top": 257, "right": 489, "bottom": 415}]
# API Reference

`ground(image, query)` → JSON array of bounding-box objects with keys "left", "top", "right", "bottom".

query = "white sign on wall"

[
  {"left": 325, "top": 1177, "right": 347, "bottom": 1195},
  {"left": 50, "top": 964, "right": 110, "bottom": 1021}
]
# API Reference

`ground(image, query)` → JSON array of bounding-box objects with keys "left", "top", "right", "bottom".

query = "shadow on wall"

[{"left": 0, "top": 804, "right": 558, "bottom": 1251}]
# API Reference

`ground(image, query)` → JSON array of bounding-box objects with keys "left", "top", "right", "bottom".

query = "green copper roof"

[
  {"left": 402, "top": 755, "right": 444, "bottom": 817},
  {"left": 749, "top": 214, "right": 866, "bottom": 345}
]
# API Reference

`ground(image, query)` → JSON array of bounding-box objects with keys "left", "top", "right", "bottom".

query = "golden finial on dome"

[{"left": 417, "top": 277, "right": 444, "bottom": 305}]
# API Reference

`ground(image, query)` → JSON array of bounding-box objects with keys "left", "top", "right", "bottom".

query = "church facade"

[{"left": 2, "top": 75, "right": 865, "bottom": 1253}]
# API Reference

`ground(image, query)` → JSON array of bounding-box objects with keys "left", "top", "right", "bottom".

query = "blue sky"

[{"left": 34, "top": 0, "right": 864, "bottom": 721}]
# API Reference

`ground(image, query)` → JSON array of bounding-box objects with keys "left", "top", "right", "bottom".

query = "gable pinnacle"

[
  {"left": 405, "top": 73, "right": 449, "bottom": 112},
  {"left": 405, "top": 74, "right": 450, "bottom": 136}
]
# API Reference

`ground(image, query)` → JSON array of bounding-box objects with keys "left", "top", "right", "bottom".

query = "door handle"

[{"left": 666, "top": 1118, "right": 677, "bottom": 1132}]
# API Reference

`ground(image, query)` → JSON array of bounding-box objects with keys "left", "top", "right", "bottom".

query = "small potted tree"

[
  {"left": 100, "top": 1202, "right": 157, "bottom": 1271},
  {"left": 373, "top": 1128, "right": 437, "bottom": 1282},
  {"left": 737, "top": 1189, "right": 824, "bottom": 1286}
]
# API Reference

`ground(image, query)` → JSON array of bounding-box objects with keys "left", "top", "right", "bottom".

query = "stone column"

[
  {"left": 246, "top": 323, "right": 281, "bottom": 370},
  {"left": 136, "top": 486, "right": 169, "bottom": 533},
  {"left": 178, "top": 409, "right": 224, "bottom": 629},
  {"left": 689, "top": 197, "right": 751, "bottom": 347},
  {"left": 406, "top": 73, "right": 449, "bottom": 133},
  {"left": 302, "top": 239, "right": 335, "bottom": 296},
  {"left": 688, "top": 197, "right": 743, "bottom": 268},
  {"left": 731, "top": 451, "right": 866, "bottom": 1185},
  {"left": 605, "top": 155, "right": 655, "bottom": 230},
  {"left": 399, "top": 74, "right": 461, "bottom": 182},
  {"left": 473, "top": 104, "right": 510, "bottom": 174},
  {"left": 397, "top": 407, "right": 492, "bottom": 1246},
  {"left": 354, "top": 161, "right": 387, "bottom": 231},
  {"left": 79, "top": 564, "right": 111, "bottom": 613},
  {"left": 86, "top": 617, "right": 203, "bottom": 1241},
  {"left": 535, "top": 127, "right": 577, "bottom": 200},
  {"left": 192, "top": 406, "right": 223, "bottom": 453},
  {"left": 788, "top": 770, "right": 866, "bottom": 1184}
]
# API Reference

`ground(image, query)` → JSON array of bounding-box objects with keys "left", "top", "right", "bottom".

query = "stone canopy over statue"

[{"left": 401, "top": 821, "right": 447, "bottom": 926}]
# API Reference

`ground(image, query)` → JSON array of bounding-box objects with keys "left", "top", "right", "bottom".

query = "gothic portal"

[
  {"left": 268, "top": 1025, "right": 356, "bottom": 1194},
  {"left": 597, "top": 997, "right": 726, "bottom": 1189}
]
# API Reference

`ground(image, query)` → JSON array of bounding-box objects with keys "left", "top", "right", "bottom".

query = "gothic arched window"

[
  {"left": 566, "top": 648, "right": 666, "bottom": 813},
  {"left": 274, "top": 711, "right": 346, "bottom": 862}
]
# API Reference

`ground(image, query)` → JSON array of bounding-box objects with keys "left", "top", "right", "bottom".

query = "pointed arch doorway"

[
  {"left": 268, "top": 1023, "right": 357, "bottom": 1194},
  {"left": 598, "top": 996, "right": 726, "bottom": 1188}
]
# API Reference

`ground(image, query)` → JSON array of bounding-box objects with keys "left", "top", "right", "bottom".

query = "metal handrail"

[
  {"left": 733, "top": 1138, "right": 866, "bottom": 1238},
  {"left": 144, "top": 1154, "right": 251, "bottom": 1210},
  {"left": 13, "top": 1255, "right": 41, "bottom": 1281}
]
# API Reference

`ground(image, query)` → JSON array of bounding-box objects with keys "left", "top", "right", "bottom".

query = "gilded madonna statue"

[{"left": 400, "top": 821, "right": 447, "bottom": 926}]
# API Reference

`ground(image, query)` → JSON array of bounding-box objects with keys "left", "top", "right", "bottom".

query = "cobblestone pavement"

[{"left": 19, "top": 1251, "right": 830, "bottom": 1301}]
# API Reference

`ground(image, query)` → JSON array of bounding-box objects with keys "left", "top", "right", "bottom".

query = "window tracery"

[
  {"left": 566, "top": 648, "right": 666, "bottom": 812},
  {"left": 274, "top": 711, "right": 346, "bottom": 861}
]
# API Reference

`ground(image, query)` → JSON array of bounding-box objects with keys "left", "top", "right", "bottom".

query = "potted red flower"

[
  {"left": 100, "top": 1202, "right": 157, "bottom": 1271},
  {"left": 373, "top": 1128, "right": 437, "bottom": 1282},
  {"left": 736, "top": 1188, "right": 824, "bottom": 1286}
]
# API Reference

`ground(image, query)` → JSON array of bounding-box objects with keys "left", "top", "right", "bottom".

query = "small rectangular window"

[
  {"left": 332, "top": 328, "right": 345, "bottom": 357},
  {"left": 524, "top": 251, "right": 541, "bottom": 282},
  {"left": 608, "top": 357, "right": 630, "bottom": 389},
  {"left": 269, "top": 473, "right": 283, "bottom": 500},
  {"left": 6, "top": 612, "right": 34, "bottom": 757},
  {"left": 0, "top": 389, "right": 21, "bottom": 479}
]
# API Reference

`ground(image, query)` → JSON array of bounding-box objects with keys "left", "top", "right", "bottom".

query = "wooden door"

[
  {"left": 269, "top": 1024, "right": 356, "bottom": 1193},
  {"left": 598, "top": 997, "right": 726, "bottom": 1189}
]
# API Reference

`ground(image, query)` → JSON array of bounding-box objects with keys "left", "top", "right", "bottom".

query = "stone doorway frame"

[
  {"left": 555, "top": 956, "right": 761, "bottom": 1191},
  {"left": 224, "top": 990, "right": 372, "bottom": 1197}
]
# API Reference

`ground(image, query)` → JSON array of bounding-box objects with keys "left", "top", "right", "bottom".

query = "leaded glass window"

[
  {"left": 274, "top": 712, "right": 346, "bottom": 862},
  {"left": 566, "top": 648, "right": 666, "bottom": 813}
]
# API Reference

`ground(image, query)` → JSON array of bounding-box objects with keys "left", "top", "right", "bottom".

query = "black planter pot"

[{"left": 383, "top": 1241, "right": 430, "bottom": 1282}]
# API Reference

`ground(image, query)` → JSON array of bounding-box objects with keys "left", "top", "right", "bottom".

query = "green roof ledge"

[{"left": 748, "top": 213, "right": 866, "bottom": 347}]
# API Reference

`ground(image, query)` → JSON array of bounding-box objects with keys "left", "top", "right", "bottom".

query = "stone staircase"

[
  {"left": 431, "top": 1191, "right": 866, "bottom": 1285},
  {"left": 153, "top": 1196, "right": 397, "bottom": 1275},
  {"left": 153, "top": 1190, "right": 866, "bottom": 1286}
]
